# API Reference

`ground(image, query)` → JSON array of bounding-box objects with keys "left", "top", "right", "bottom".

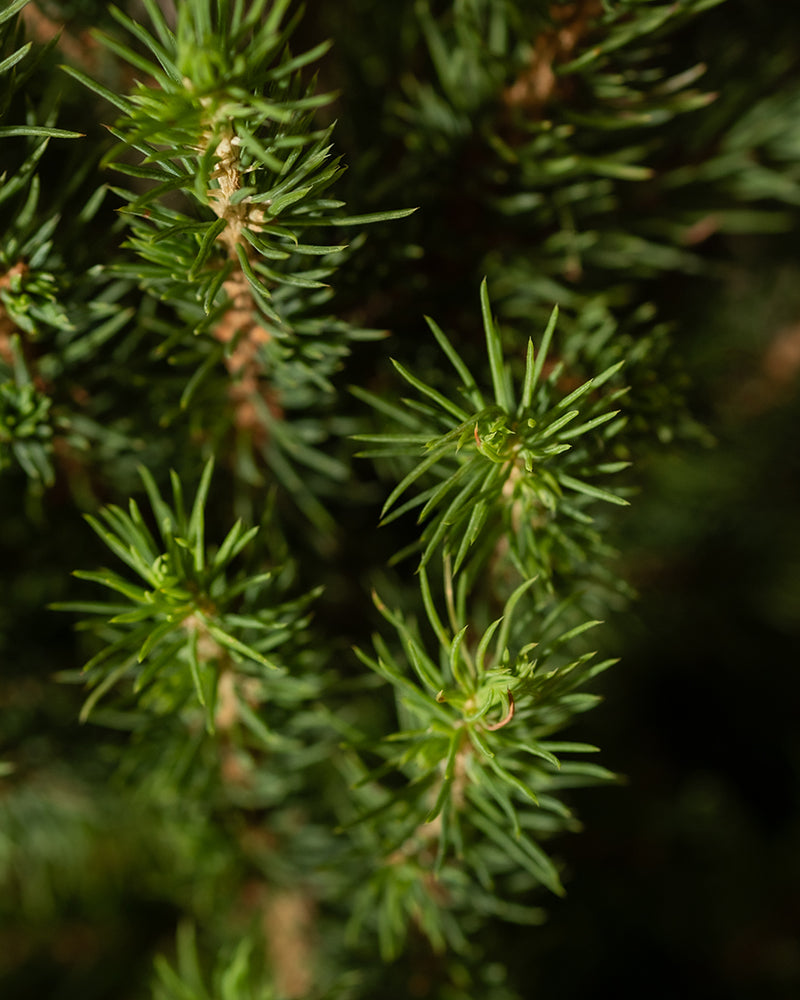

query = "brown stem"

[{"left": 503, "top": 1, "right": 605, "bottom": 116}]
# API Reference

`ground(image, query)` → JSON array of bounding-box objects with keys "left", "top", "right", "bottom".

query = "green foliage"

[
  {"left": 348, "top": 565, "right": 616, "bottom": 922},
  {"left": 0, "top": 333, "right": 55, "bottom": 484},
  {"left": 2, "top": 0, "right": 799, "bottom": 998},
  {"left": 0, "top": 0, "right": 81, "bottom": 138},
  {"left": 65, "top": 0, "right": 349, "bottom": 309},
  {"left": 54, "top": 0, "right": 414, "bottom": 528},
  {"left": 152, "top": 923, "right": 275, "bottom": 1000},
  {"left": 356, "top": 281, "right": 629, "bottom": 587},
  {"left": 55, "top": 458, "right": 319, "bottom": 732}
]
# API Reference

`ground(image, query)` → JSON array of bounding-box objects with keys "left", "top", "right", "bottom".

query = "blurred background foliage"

[{"left": 2, "top": 0, "right": 800, "bottom": 997}]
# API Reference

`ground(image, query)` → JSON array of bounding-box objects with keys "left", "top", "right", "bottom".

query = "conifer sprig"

[
  {"left": 61, "top": 0, "right": 343, "bottom": 310},
  {"left": 63, "top": 0, "right": 411, "bottom": 316},
  {"left": 356, "top": 280, "right": 630, "bottom": 584},
  {"left": 54, "top": 459, "right": 318, "bottom": 733},
  {"left": 344, "top": 562, "right": 616, "bottom": 959},
  {"left": 58, "top": 0, "right": 413, "bottom": 529}
]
